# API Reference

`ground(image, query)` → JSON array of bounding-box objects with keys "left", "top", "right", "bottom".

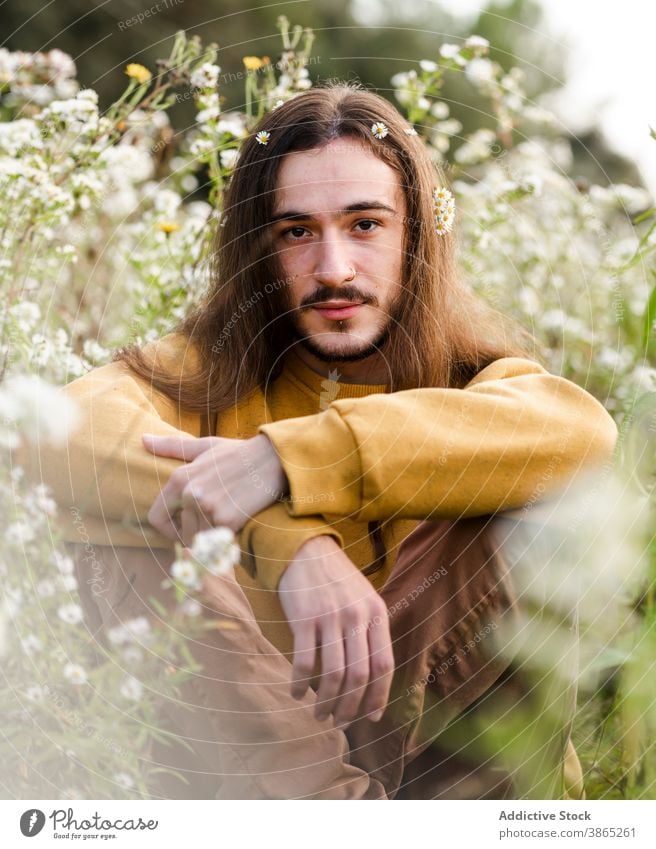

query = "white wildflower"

[
  {"left": 153, "top": 188, "right": 181, "bottom": 216},
  {"left": 439, "top": 43, "right": 462, "bottom": 60},
  {"left": 216, "top": 114, "right": 248, "bottom": 138},
  {"left": 419, "top": 60, "right": 438, "bottom": 73},
  {"left": 179, "top": 597, "right": 202, "bottom": 617},
  {"left": 171, "top": 557, "right": 202, "bottom": 589},
  {"left": 465, "top": 58, "right": 495, "bottom": 86},
  {"left": 219, "top": 148, "right": 239, "bottom": 169},
  {"left": 36, "top": 579, "right": 57, "bottom": 598},
  {"left": 25, "top": 685, "right": 45, "bottom": 702},
  {"left": 82, "top": 339, "right": 110, "bottom": 364},
  {"left": 21, "top": 634, "right": 43, "bottom": 655},
  {"left": 190, "top": 527, "right": 240, "bottom": 576},
  {"left": 59, "top": 573, "right": 78, "bottom": 592},
  {"left": 120, "top": 676, "right": 144, "bottom": 701},
  {"left": 6, "top": 521, "right": 36, "bottom": 545},
  {"left": 431, "top": 101, "right": 450, "bottom": 120},
  {"left": 26, "top": 482, "right": 57, "bottom": 515},
  {"left": 63, "top": 662, "right": 87, "bottom": 685},
  {"left": 52, "top": 551, "right": 75, "bottom": 575},
  {"left": 114, "top": 772, "right": 135, "bottom": 791},
  {"left": 190, "top": 63, "right": 221, "bottom": 91},
  {"left": 57, "top": 602, "right": 84, "bottom": 625},
  {"left": 465, "top": 35, "right": 490, "bottom": 53},
  {"left": 9, "top": 301, "right": 41, "bottom": 333},
  {"left": 0, "top": 374, "right": 79, "bottom": 447}
]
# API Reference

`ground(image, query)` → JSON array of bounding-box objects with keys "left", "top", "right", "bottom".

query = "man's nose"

[{"left": 312, "top": 235, "right": 355, "bottom": 287}]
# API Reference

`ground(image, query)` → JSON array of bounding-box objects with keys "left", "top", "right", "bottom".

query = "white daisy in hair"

[
  {"left": 255, "top": 130, "right": 270, "bottom": 145},
  {"left": 371, "top": 121, "right": 388, "bottom": 139}
]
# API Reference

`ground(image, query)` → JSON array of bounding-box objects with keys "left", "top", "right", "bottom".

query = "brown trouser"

[{"left": 71, "top": 511, "right": 580, "bottom": 800}]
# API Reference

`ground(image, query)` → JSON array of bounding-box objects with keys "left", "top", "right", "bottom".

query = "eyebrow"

[{"left": 269, "top": 201, "right": 397, "bottom": 225}]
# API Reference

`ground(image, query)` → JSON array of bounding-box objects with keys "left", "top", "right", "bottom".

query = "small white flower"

[
  {"left": 371, "top": 121, "right": 388, "bottom": 140},
  {"left": 114, "top": 772, "right": 135, "bottom": 791},
  {"left": 419, "top": 60, "right": 439, "bottom": 73},
  {"left": 106, "top": 615, "right": 151, "bottom": 645},
  {"left": 122, "top": 646, "right": 143, "bottom": 664},
  {"left": 59, "top": 573, "right": 78, "bottom": 592},
  {"left": 273, "top": 99, "right": 285, "bottom": 109},
  {"left": 191, "top": 527, "right": 240, "bottom": 576},
  {"left": 120, "top": 676, "right": 144, "bottom": 701},
  {"left": 190, "top": 62, "right": 221, "bottom": 91},
  {"left": 36, "top": 579, "right": 56, "bottom": 598},
  {"left": 6, "top": 522, "right": 35, "bottom": 545},
  {"left": 52, "top": 551, "right": 75, "bottom": 575},
  {"left": 433, "top": 186, "right": 456, "bottom": 235},
  {"left": 219, "top": 148, "right": 239, "bottom": 169},
  {"left": 171, "top": 558, "right": 201, "bottom": 589},
  {"left": 63, "top": 662, "right": 87, "bottom": 685},
  {"left": 26, "top": 483, "right": 57, "bottom": 515},
  {"left": 21, "top": 634, "right": 43, "bottom": 655},
  {"left": 179, "top": 598, "right": 202, "bottom": 617},
  {"left": 25, "top": 685, "right": 45, "bottom": 702},
  {"left": 465, "top": 35, "right": 490, "bottom": 52},
  {"left": 255, "top": 130, "right": 270, "bottom": 145},
  {"left": 404, "top": 127, "right": 418, "bottom": 136},
  {"left": 57, "top": 602, "right": 84, "bottom": 625},
  {"left": 465, "top": 58, "right": 495, "bottom": 86},
  {"left": 439, "top": 43, "right": 461, "bottom": 60}
]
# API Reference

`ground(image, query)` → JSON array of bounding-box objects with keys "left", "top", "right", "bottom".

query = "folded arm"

[
  {"left": 259, "top": 357, "right": 618, "bottom": 522},
  {"left": 20, "top": 344, "right": 342, "bottom": 590}
]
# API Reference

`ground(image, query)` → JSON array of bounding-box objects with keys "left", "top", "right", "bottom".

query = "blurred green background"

[{"left": 2, "top": 0, "right": 644, "bottom": 189}]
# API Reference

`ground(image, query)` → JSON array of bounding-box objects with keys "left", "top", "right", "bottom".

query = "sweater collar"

[{"left": 282, "top": 346, "right": 389, "bottom": 400}]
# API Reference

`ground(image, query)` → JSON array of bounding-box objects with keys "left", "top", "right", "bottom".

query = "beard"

[
  {"left": 289, "top": 317, "right": 393, "bottom": 363},
  {"left": 282, "top": 280, "right": 405, "bottom": 364}
]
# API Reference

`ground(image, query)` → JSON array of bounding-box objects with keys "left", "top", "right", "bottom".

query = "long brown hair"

[{"left": 116, "top": 81, "right": 534, "bottom": 577}]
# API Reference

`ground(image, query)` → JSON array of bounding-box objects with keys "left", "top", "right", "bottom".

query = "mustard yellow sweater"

[{"left": 27, "top": 333, "right": 617, "bottom": 655}]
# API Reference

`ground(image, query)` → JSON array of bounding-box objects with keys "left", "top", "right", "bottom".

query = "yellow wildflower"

[
  {"left": 243, "top": 56, "right": 264, "bottom": 72},
  {"left": 157, "top": 221, "right": 180, "bottom": 235},
  {"left": 125, "top": 63, "right": 152, "bottom": 85}
]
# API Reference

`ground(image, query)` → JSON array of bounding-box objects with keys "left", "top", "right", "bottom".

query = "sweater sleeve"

[
  {"left": 258, "top": 357, "right": 619, "bottom": 522},
  {"left": 19, "top": 334, "right": 342, "bottom": 588}
]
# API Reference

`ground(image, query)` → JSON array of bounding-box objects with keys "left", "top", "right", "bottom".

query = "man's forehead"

[{"left": 272, "top": 141, "right": 403, "bottom": 214}]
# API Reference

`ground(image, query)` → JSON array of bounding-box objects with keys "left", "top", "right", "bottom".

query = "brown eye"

[
  {"left": 355, "top": 220, "right": 379, "bottom": 233},
  {"left": 284, "top": 226, "right": 309, "bottom": 239}
]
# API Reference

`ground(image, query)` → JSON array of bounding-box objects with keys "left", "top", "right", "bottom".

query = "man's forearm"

[{"left": 259, "top": 358, "right": 618, "bottom": 522}]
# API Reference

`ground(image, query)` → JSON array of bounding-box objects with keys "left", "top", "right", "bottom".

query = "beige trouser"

[{"left": 70, "top": 511, "right": 583, "bottom": 800}]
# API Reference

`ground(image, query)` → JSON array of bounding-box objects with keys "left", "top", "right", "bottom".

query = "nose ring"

[{"left": 345, "top": 267, "right": 357, "bottom": 281}]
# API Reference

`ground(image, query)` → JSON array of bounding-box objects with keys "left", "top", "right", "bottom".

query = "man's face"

[{"left": 270, "top": 137, "right": 407, "bottom": 364}]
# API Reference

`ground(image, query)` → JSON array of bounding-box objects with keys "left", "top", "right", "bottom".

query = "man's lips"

[{"left": 311, "top": 301, "right": 364, "bottom": 320}]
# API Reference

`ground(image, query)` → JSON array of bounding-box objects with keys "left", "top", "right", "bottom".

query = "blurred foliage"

[{"left": 2, "top": 0, "right": 644, "bottom": 189}]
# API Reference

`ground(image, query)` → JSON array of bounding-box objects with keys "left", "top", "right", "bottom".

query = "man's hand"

[
  {"left": 278, "top": 535, "right": 395, "bottom": 727},
  {"left": 144, "top": 433, "right": 289, "bottom": 543}
]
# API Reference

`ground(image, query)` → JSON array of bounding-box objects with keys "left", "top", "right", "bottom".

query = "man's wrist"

[{"left": 249, "top": 433, "right": 290, "bottom": 501}]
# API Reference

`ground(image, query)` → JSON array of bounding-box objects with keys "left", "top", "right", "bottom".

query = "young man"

[{"left": 32, "top": 83, "right": 617, "bottom": 799}]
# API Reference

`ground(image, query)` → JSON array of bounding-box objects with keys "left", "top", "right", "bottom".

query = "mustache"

[{"left": 300, "top": 284, "right": 378, "bottom": 309}]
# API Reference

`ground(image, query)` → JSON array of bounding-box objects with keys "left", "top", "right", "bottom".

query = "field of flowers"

[{"left": 1, "top": 17, "right": 655, "bottom": 798}]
